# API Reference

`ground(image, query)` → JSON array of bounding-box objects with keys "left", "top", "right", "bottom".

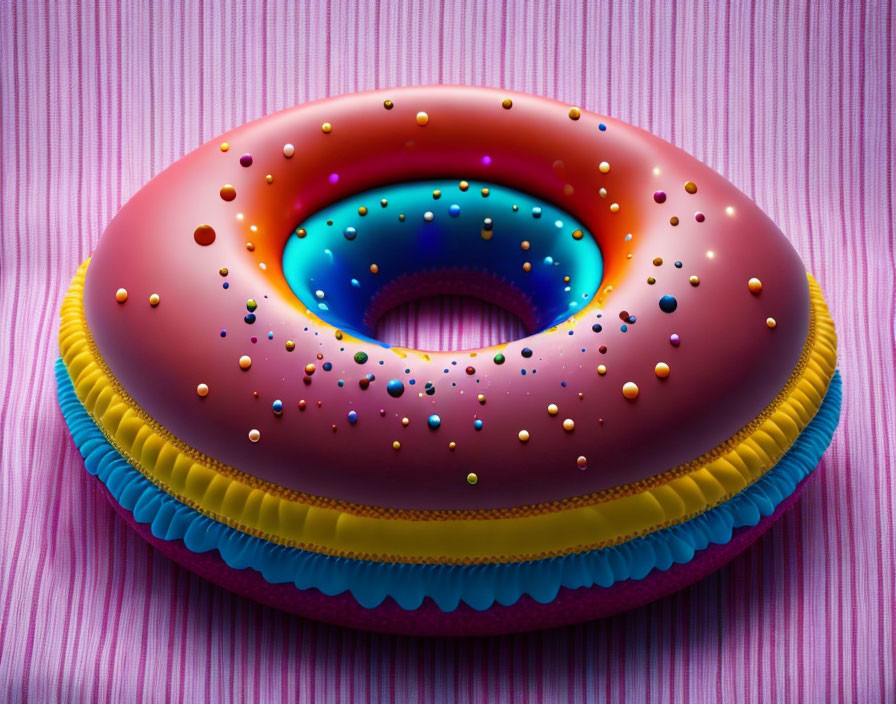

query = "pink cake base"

[{"left": 96, "top": 473, "right": 813, "bottom": 637}]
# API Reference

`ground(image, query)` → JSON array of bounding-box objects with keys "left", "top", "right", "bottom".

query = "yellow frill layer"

[{"left": 59, "top": 260, "right": 837, "bottom": 563}]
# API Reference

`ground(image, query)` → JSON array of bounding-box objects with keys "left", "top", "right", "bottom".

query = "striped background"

[{"left": 1, "top": 1, "right": 893, "bottom": 701}]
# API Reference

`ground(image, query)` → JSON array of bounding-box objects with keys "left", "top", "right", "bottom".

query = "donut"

[{"left": 57, "top": 86, "right": 840, "bottom": 636}]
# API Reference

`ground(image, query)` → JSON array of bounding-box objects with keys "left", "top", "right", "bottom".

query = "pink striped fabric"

[{"left": 1, "top": 1, "right": 893, "bottom": 701}]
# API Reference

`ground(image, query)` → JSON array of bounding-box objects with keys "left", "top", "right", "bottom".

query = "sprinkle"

[
  {"left": 383, "top": 99, "right": 394, "bottom": 109},
  {"left": 502, "top": 98, "right": 513, "bottom": 109},
  {"left": 148, "top": 293, "right": 160, "bottom": 307},
  {"left": 449, "top": 441, "right": 457, "bottom": 450},
  {"left": 449, "top": 204, "right": 461, "bottom": 217},
  {"left": 609, "top": 203, "right": 620, "bottom": 213},
  {"left": 670, "top": 216, "right": 679, "bottom": 226},
  {"left": 354, "top": 351, "right": 368, "bottom": 364},
  {"left": 272, "top": 399, "right": 283, "bottom": 415},
  {"left": 577, "top": 456, "right": 587, "bottom": 470},
  {"left": 220, "top": 142, "right": 230, "bottom": 152},
  {"left": 423, "top": 211, "right": 434, "bottom": 222},
  {"left": 246, "top": 299, "right": 257, "bottom": 311},
  {"left": 522, "top": 262, "right": 532, "bottom": 272},
  {"left": 521, "top": 241, "right": 530, "bottom": 250},
  {"left": 532, "top": 207, "right": 542, "bottom": 218},
  {"left": 248, "top": 429, "right": 261, "bottom": 442},
  {"left": 689, "top": 275, "right": 700, "bottom": 286},
  {"left": 766, "top": 317, "right": 777, "bottom": 328},
  {"left": 386, "top": 379, "right": 405, "bottom": 398},
  {"left": 196, "top": 384, "right": 209, "bottom": 397},
  {"left": 415, "top": 111, "right": 429, "bottom": 125},
  {"left": 427, "top": 414, "right": 441, "bottom": 429},
  {"left": 467, "top": 472, "right": 478, "bottom": 485},
  {"left": 219, "top": 268, "right": 228, "bottom": 276},
  {"left": 459, "top": 180, "right": 469, "bottom": 191},
  {"left": 598, "top": 187, "right": 607, "bottom": 198},
  {"left": 481, "top": 188, "right": 490, "bottom": 197},
  {"left": 432, "top": 189, "right": 442, "bottom": 199},
  {"left": 473, "top": 419, "right": 483, "bottom": 430},
  {"left": 115, "top": 288, "right": 128, "bottom": 303},
  {"left": 369, "top": 263, "right": 379, "bottom": 274},
  {"left": 295, "top": 228, "right": 307, "bottom": 239},
  {"left": 348, "top": 410, "right": 358, "bottom": 425},
  {"left": 265, "top": 174, "right": 273, "bottom": 183},
  {"left": 321, "top": 122, "right": 332, "bottom": 133},
  {"left": 748, "top": 278, "right": 763, "bottom": 294},
  {"left": 357, "top": 206, "right": 368, "bottom": 216},
  {"left": 684, "top": 181, "right": 698, "bottom": 194},
  {"left": 328, "top": 173, "right": 339, "bottom": 184},
  {"left": 622, "top": 382, "right": 640, "bottom": 400},
  {"left": 343, "top": 226, "right": 357, "bottom": 240},
  {"left": 655, "top": 362, "right": 671, "bottom": 378},
  {"left": 598, "top": 161, "right": 610, "bottom": 173},
  {"left": 670, "top": 333, "right": 681, "bottom": 346},
  {"left": 653, "top": 191, "right": 667, "bottom": 204},
  {"left": 726, "top": 206, "right": 735, "bottom": 216},
  {"left": 220, "top": 185, "right": 236, "bottom": 201},
  {"left": 393, "top": 440, "right": 401, "bottom": 450},
  {"left": 647, "top": 277, "right": 656, "bottom": 284},
  {"left": 547, "top": 404, "right": 559, "bottom": 416},
  {"left": 562, "top": 418, "right": 575, "bottom": 432},
  {"left": 568, "top": 107, "right": 581, "bottom": 120},
  {"left": 521, "top": 347, "right": 533, "bottom": 358},
  {"left": 653, "top": 257, "right": 663, "bottom": 266},
  {"left": 572, "top": 229, "right": 584, "bottom": 240},
  {"left": 599, "top": 123, "right": 607, "bottom": 131},
  {"left": 238, "top": 355, "right": 252, "bottom": 370},
  {"left": 465, "top": 366, "right": 476, "bottom": 375},
  {"left": 401, "top": 417, "right": 410, "bottom": 427},
  {"left": 597, "top": 364, "right": 607, "bottom": 376},
  {"left": 695, "top": 212, "right": 705, "bottom": 222},
  {"left": 518, "top": 429, "right": 530, "bottom": 442},
  {"left": 193, "top": 224, "right": 216, "bottom": 246},
  {"left": 659, "top": 295, "right": 678, "bottom": 313},
  {"left": 304, "top": 363, "right": 316, "bottom": 375},
  {"left": 239, "top": 153, "right": 253, "bottom": 167},
  {"left": 285, "top": 340, "right": 295, "bottom": 351}
]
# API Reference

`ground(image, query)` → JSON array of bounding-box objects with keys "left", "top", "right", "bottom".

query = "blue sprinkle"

[
  {"left": 343, "top": 226, "right": 357, "bottom": 240},
  {"left": 561, "top": 381, "right": 567, "bottom": 387},
  {"left": 323, "top": 362, "right": 332, "bottom": 371},
  {"left": 521, "top": 369, "right": 527, "bottom": 375},
  {"left": 599, "top": 123, "right": 607, "bottom": 131},
  {"left": 659, "top": 295, "right": 678, "bottom": 313},
  {"left": 474, "top": 419, "right": 483, "bottom": 430},
  {"left": 386, "top": 379, "right": 404, "bottom": 397},
  {"left": 222, "top": 282, "right": 229, "bottom": 289},
  {"left": 449, "top": 204, "right": 461, "bottom": 217},
  {"left": 409, "top": 379, "right": 416, "bottom": 385},
  {"left": 521, "top": 347, "right": 533, "bottom": 358},
  {"left": 544, "top": 256, "right": 554, "bottom": 265},
  {"left": 592, "top": 324, "right": 602, "bottom": 333},
  {"left": 272, "top": 400, "right": 283, "bottom": 415},
  {"left": 338, "top": 379, "right": 345, "bottom": 387},
  {"left": 348, "top": 410, "right": 358, "bottom": 424},
  {"left": 220, "top": 330, "right": 227, "bottom": 337},
  {"left": 675, "top": 261, "right": 683, "bottom": 268},
  {"left": 351, "top": 278, "right": 360, "bottom": 287},
  {"left": 427, "top": 414, "right": 441, "bottom": 429},
  {"left": 621, "top": 324, "right": 628, "bottom": 332},
  {"left": 532, "top": 207, "right": 542, "bottom": 218},
  {"left": 244, "top": 313, "right": 256, "bottom": 324},
  {"left": 267, "top": 332, "right": 274, "bottom": 339}
]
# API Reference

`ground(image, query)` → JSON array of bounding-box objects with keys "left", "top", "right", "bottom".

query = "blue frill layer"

[{"left": 56, "top": 358, "right": 841, "bottom": 612}]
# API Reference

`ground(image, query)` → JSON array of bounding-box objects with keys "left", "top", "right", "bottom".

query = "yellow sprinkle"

[
  {"left": 572, "top": 229, "right": 584, "bottom": 240},
  {"left": 148, "top": 293, "right": 160, "bottom": 307},
  {"left": 501, "top": 98, "right": 512, "bottom": 109},
  {"left": 654, "top": 362, "right": 670, "bottom": 379},
  {"left": 598, "top": 161, "right": 610, "bottom": 174},
  {"left": 609, "top": 203, "right": 620, "bottom": 213},
  {"left": 467, "top": 472, "right": 478, "bottom": 485},
  {"left": 518, "top": 430, "right": 530, "bottom": 442},
  {"left": 238, "top": 355, "right": 252, "bottom": 370},
  {"left": 449, "top": 442, "right": 457, "bottom": 451},
  {"left": 689, "top": 275, "right": 700, "bottom": 286},
  {"left": 392, "top": 440, "right": 401, "bottom": 450},
  {"left": 196, "top": 383, "right": 209, "bottom": 397},
  {"left": 265, "top": 174, "right": 274, "bottom": 183},
  {"left": 684, "top": 181, "right": 698, "bottom": 194},
  {"left": 220, "top": 142, "right": 230, "bottom": 152},
  {"left": 568, "top": 107, "right": 581, "bottom": 120},
  {"left": 562, "top": 418, "right": 575, "bottom": 432},
  {"left": 459, "top": 180, "right": 469, "bottom": 191},
  {"left": 477, "top": 394, "right": 486, "bottom": 404},
  {"left": 115, "top": 288, "right": 128, "bottom": 303},
  {"left": 597, "top": 364, "right": 607, "bottom": 376},
  {"left": 748, "top": 277, "right": 763, "bottom": 294},
  {"left": 766, "top": 317, "right": 777, "bottom": 328},
  {"left": 285, "top": 340, "right": 295, "bottom": 351},
  {"left": 416, "top": 111, "right": 429, "bottom": 126},
  {"left": 432, "top": 190, "right": 441, "bottom": 199},
  {"left": 622, "top": 382, "right": 639, "bottom": 399},
  {"left": 321, "top": 122, "right": 332, "bottom": 133},
  {"left": 358, "top": 206, "right": 368, "bottom": 216},
  {"left": 547, "top": 404, "right": 559, "bottom": 416}
]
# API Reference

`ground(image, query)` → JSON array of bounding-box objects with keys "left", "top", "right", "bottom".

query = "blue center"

[{"left": 282, "top": 180, "right": 603, "bottom": 347}]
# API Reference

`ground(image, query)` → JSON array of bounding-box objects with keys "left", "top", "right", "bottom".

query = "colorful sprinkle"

[
  {"left": 283, "top": 143, "right": 295, "bottom": 157},
  {"left": 353, "top": 351, "right": 369, "bottom": 364},
  {"left": 196, "top": 383, "right": 209, "bottom": 397},
  {"left": 348, "top": 410, "right": 358, "bottom": 424},
  {"left": 568, "top": 107, "right": 581, "bottom": 120},
  {"left": 562, "top": 418, "right": 575, "bottom": 432},
  {"left": 748, "top": 277, "right": 763, "bottom": 294},
  {"left": 272, "top": 399, "right": 283, "bottom": 415},
  {"left": 239, "top": 153, "right": 253, "bottom": 167},
  {"left": 659, "top": 295, "right": 678, "bottom": 313},
  {"left": 598, "top": 161, "right": 610, "bottom": 174},
  {"left": 148, "top": 293, "right": 160, "bottom": 307},
  {"left": 518, "top": 429, "right": 530, "bottom": 442},
  {"left": 115, "top": 288, "right": 128, "bottom": 303},
  {"left": 467, "top": 472, "right": 478, "bottom": 485},
  {"left": 493, "top": 353, "right": 506, "bottom": 365},
  {"left": 653, "top": 191, "right": 667, "bottom": 204},
  {"left": 684, "top": 181, "right": 698, "bottom": 194},
  {"left": 386, "top": 379, "right": 405, "bottom": 397},
  {"left": 766, "top": 317, "right": 777, "bottom": 328},
  {"left": 238, "top": 355, "right": 252, "bottom": 370},
  {"left": 654, "top": 362, "right": 671, "bottom": 379},
  {"left": 248, "top": 429, "right": 261, "bottom": 443},
  {"left": 415, "top": 111, "right": 429, "bottom": 126},
  {"left": 193, "top": 224, "right": 216, "bottom": 246},
  {"left": 622, "top": 382, "right": 640, "bottom": 399},
  {"left": 547, "top": 404, "right": 559, "bottom": 416},
  {"left": 220, "top": 185, "right": 236, "bottom": 201}
]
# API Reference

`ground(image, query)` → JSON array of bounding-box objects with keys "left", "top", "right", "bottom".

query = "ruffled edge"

[{"left": 57, "top": 358, "right": 842, "bottom": 612}]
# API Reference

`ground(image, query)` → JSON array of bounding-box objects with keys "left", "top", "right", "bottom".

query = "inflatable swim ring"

[{"left": 57, "top": 86, "right": 840, "bottom": 636}]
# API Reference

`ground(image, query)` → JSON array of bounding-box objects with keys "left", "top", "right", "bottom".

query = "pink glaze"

[
  {"left": 83, "top": 86, "right": 809, "bottom": 510},
  {"left": 97, "top": 472, "right": 813, "bottom": 636}
]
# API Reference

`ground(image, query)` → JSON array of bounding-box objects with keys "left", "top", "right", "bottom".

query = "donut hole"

[{"left": 282, "top": 180, "right": 603, "bottom": 351}]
